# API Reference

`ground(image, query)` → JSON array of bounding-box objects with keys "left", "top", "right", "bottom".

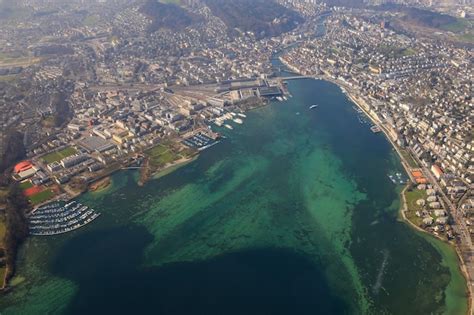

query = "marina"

[
  {"left": 275, "top": 96, "right": 288, "bottom": 102},
  {"left": 182, "top": 132, "right": 220, "bottom": 151},
  {"left": 214, "top": 112, "right": 245, "bottom": 128},
  {"left": 29, "top": 201, "right": 100, "bottom": 236}
]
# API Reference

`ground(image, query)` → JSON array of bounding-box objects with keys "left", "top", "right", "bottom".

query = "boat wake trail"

[{"left": 372, "top": 249, "right": 389, "bottom": 295}]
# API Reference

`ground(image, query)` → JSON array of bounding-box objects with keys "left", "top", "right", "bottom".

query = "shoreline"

[
  {"left": 150, "top": 155, "right": 198, "bottom": 181},
  {"left": 277, "top": 60, "right": 471, "bottom": 313},
  {"left": 88, "top": 176, "right": 111, "bottom": 192},
  {"left": 138, "top": 154, "right": 198, "bottom": 187},
  {"left": 320, "top": 76, "right": 473, "bottom": 315},
  {"left": 399, "top": 185, "right": 472, "bottom": 314}
]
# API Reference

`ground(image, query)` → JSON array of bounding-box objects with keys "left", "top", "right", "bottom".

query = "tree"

[
  {"left": 0, "top": 130, "right": 26, "bottom": 173},
  {"left": 4, "top": 183, "right": 29, "bottom": 278}
]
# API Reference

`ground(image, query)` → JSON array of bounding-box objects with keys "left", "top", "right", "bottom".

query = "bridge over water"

[{"left": 277, "top": 75, "right": 315, "bottom": 80}]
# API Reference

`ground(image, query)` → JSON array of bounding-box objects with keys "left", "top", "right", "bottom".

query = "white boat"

[
  {"left": 276, "top": 96, "right": 283, "bottom": 101},
  {"left": 233, "top": 118, "right": 243, "bottom": 124},
  {"left": 283, "top": 96, "right": 288, "bottom": 101},
  {"left": 225, "top": 124, "right": 233, "bottom": 130},
  {"left": 237, "top": 113, "right": 246, "bottom": 118},
  {"left": 309, "top": 104, "right": 318, "bottom": 109},
  {"left": 215, "top": 120, "right": 223, "bottom": 126},
  {"left": 230, "top": 112, "right": 236, "bottom": 117}
]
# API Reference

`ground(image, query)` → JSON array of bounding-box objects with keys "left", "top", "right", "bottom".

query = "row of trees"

[
  {"left": 3, "top": 183, "right": 29, "bottom": 283},
  {"left": 0, "top": 130, "right": 26, "bottom": 173}
]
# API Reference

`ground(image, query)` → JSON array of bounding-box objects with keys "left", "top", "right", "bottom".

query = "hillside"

[
  {"left": 140, "top": 0, "right": 203, "bottom": 33},
  {"left": 203, "top": 0, "right": 304, "bottom": 39},
  {"left": 401, "top": 7, "right": 458, "bottom": 30}
]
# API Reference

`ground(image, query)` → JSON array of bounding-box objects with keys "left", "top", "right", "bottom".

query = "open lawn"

[
  {"left": 404, "top": 189, "right": 427, "bottom": 226},
  {"left": 147, "top": 144, "right": 168, "bottom": 156},
  {"left": 146, "top": 144, "right": 182, "bottom": 168},
  {"left": 406, "top": 189, "right": 427, "bottom": 212},
  {"left": 378, "top": 45, "right": 416, "bottom": 58},
  {"left": 28, "top": 189, "right": 54, "bottom": 205},
  {"left": 42, "top": 146, "right": 78, "bottom": 164},
  {"left": 19, "top": 181, "right": 33, "bottom": 190}
]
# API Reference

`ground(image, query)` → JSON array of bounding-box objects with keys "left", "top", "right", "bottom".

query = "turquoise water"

[{"left": 0, "top": 79, "right": 467, "bottom": 314}]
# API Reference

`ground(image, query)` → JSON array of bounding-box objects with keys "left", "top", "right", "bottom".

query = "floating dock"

[
  {"left": 371, "top": 125, "right": 381, "bottom": 133},
  {"left": 29, "top": 201, "right": 100, "bottom": 236}
]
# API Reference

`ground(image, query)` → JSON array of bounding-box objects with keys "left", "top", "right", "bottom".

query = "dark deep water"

[
  {"left": 53, "top": 226, "right": 347, "bottom": 315},
  {"left": 0, "top": 79, "right": 467, "bottom": 315}
]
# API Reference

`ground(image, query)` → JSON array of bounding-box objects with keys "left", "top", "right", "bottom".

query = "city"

[{"left": 0, "top": 0, "right": 473, "bottom": 314}]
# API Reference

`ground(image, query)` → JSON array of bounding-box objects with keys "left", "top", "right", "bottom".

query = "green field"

[
  {"left": 404, "top": 189, "right": 427, "bottom": 226},
  {"left": 42, "top": 147, "right": 78, "bottom": 164},
  {"left": 146, "top": 144, "right": 182, "bottom": 168},
  {"left": 19, "top": 181, "right": 33, "bottom": 190},
  {"left": 378, "top": 45, "right": 416, "bottom": 58},
  {"left": 406, "top": 189, "right": 427, "bottom": 211},
  {"left": 28, "top": 189, "right": 54, "bottom": 205}
]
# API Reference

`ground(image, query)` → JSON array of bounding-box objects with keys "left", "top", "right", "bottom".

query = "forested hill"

[
  {"left": 400, "top": 7, "right": 458, "bottom": 29},
  {"left": 203, "top": 0, "right": 304, "bottom": 39},
  {"left": 140, "top": 0, "right": 203, "bottom": 33}
]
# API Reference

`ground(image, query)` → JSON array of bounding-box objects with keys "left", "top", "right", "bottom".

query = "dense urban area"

[{"left": 0, "top": 0, "right": 472, "bottom": 305}]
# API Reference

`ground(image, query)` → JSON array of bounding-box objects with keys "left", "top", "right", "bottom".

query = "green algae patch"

[
  {"left": 419, "top": 232, "right": 469, "bottom": 315},
  {"left": 3, "top": 276, "right": 77, "bottom": 315},
  {"left": 299, "top": 147, "right": 370, "bottom": 313}
]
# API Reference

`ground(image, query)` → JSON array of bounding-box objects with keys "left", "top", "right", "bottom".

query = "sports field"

[{"left": 42, "top": 147, "right": 78, "bottom": 164}]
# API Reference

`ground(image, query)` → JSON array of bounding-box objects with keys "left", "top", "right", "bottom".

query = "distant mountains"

[{"left": 203, "top": 0, "right": 304, "bottom": 39}]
